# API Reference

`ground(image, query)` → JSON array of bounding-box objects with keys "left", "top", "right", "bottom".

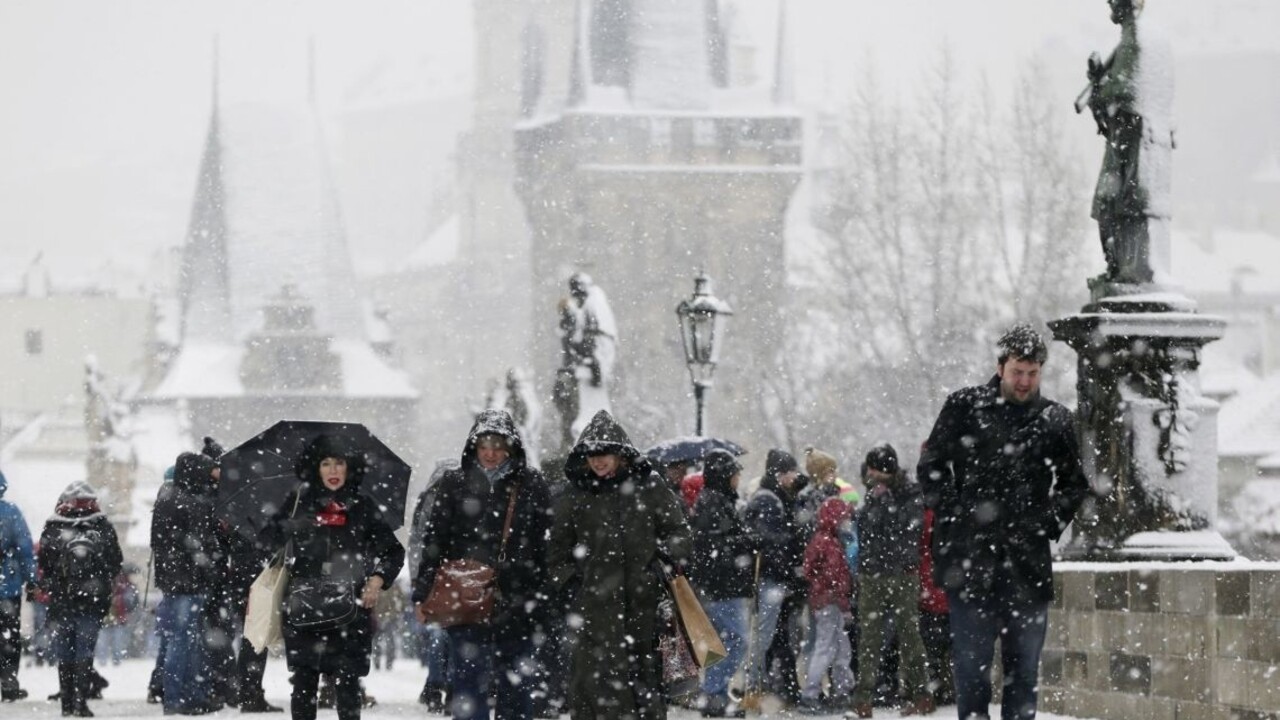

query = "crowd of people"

[{"left": 0, "top": 323, "right": 1087, "bottom": 720}]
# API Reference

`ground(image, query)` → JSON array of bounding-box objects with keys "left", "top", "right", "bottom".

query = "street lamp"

[{"left": 675, "top": 273, "right": 733, "bottom": 436}]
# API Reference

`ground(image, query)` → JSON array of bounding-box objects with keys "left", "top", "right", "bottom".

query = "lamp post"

[{"left": 676, "top": 273, "right": 733, "bottom": 436}]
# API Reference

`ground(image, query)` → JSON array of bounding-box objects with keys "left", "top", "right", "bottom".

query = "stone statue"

[
  {"left": 553, "top": 273, "right": 618, "bottom": 445},
  {"left": 1080, "top": 0, "right": 1175, "bottom": 290}
]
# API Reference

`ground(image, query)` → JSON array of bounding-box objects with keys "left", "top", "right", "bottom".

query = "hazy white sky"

[{"left": 1, "top": 0, "right": 1276, "bottom": 286}]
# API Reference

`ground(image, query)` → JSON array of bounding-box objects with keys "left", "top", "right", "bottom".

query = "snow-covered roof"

[
  {"left": 406, "top": 214, "right": 460, "bottom": 269},
  {"left": 151, "top": 340, "right": 417, "bottom": 400},
  {"left": 1218, "top": 372, "right": 1280, "bottom": 459},
  {"left": 1234, "top": 479, "right": 1280, "bottom": 537},
  {"left": 1170, "top": 228, "right": 1280, "bottom": 298},
  {"left": 0, "top": 413, "right": 87, "bottom": 531},
  {"left": 1199, "top": 344, "right": 1261, "bottom": 401}
]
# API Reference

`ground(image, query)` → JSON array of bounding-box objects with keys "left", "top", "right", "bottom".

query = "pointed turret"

[{"left": 178, "top": 46, "right": 232, "bottom": 342}]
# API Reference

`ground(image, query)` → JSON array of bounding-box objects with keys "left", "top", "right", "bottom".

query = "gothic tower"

[{"left": 515, "top": 0, "right": 803, "bottom": 447}]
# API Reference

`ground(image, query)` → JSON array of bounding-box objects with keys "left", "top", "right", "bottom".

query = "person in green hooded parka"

[{"left": 548, "top": 410, "right": 691, "bottom": 720}]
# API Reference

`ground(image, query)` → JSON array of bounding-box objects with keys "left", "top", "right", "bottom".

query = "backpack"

[{"left": 59, "top": 525, "right": 106, "bottom": 583}]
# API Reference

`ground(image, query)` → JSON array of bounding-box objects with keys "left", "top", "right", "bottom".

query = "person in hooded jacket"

[
  {"left": 38, "top": 481, "right": 123, "bottom": 717},
  {"left": 798, "top": 497, "right": 855, "bottom": 714},
  {"left": 406, "top": 458, "right": 460, "bottom": 713},
  {"left": 548, "top": 410, "right": 691, "bottom": 720},
  {"left": 152, "top": 450, "right": 227, "bottom": 716},
  {"left": 411, "top": 410, "right": 550, "bottom": 720},
  {"left": 0, "top": 469, "right": 36, "bottom": 702},
  {"left": 849, "top": 445, "right": 932, "bottom": 718},
  {"left": 689, "top": 449, "right": 759, "bottom": 718},
  {"left": 261, "top": 434, "right": 404, "bottom": 720},
  {"left": 741, "top": 449, "right": 806, "bottom": 704}
]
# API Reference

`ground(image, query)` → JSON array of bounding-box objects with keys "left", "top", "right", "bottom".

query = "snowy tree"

[{"left": 775, "top": 53, "right": 1088, "bottom": 462}]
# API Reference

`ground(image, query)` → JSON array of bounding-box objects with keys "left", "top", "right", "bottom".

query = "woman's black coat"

[{"left": 410, "top": 410, "right": 552, "bottom": 635}]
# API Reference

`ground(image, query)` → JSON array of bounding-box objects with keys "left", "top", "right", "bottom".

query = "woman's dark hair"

[{"left": 297, "top": 434, "right": 368, "bottom": 486}]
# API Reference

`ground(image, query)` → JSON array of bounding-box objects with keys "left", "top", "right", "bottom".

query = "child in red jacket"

[{"left": 798, "top": 497, "right": 855, "bottom": 713}]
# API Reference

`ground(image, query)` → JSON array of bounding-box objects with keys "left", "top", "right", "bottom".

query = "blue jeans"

[
  {"left": 96, "top": 623, "right": 130, "bottom": 664},
  {"left": 947, "top": 593, "right": 1049, "bottom": 720},
  {"left": 159, "top": 594, "right": 209, "bottom": 712},
  {"left": 424, "top": 624, "right": 451, "bottom": 686},
  {"left": 745, "top": 580, "right": 787, "bottom": 692},
  {"left": 701, "top": 598, "right": 748, "bottom": 700},
  {"left": 447, "top": 624, "right": 534, "bottom": 720},
  {"left": 52, "top": 616, "right": 101, "bottom": 664}
]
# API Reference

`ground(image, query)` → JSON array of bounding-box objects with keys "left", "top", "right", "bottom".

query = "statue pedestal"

[{"left": 1049, "top": 302, "right": 1236, "bottom": 561}]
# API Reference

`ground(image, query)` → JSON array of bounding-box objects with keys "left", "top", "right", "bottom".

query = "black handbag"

[{"left": 285, "top": 578, "right": 359, "bottom": 631}]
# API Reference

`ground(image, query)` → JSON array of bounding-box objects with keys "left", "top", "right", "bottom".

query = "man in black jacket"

[
  {"left": 742, "top": 449, "right": 806, "bottom": 705},
  {"left": 918, "top": 324, "right": 1088, "bottom": 720},
  {"left": 151, "top": 450, "right": 227, "bottom": 716}
]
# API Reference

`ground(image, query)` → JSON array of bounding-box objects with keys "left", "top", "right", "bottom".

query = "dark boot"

[
  {"left": 72, "top": 661, "right": 95, "bottom": 717},
  {"left": 57, "top": 664, "right": 75, "bottom": 717}
]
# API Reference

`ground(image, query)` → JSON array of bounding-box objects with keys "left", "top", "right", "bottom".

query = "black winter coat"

[
  {"left": 918, "top": 376, "right": 1089, "bottom": 604},
  {"left": 151, "top": 453, "right": 226, "bottom": 596},
  {"left": 38, "top": 510, "right": 123, "bottom": 622},
  {"left": 689, "top": 485, "right": 758, "bottom": 601},
  {"left": 411, "top": 411, "right": 552, "bottom": 634},
  {"left": 269, "top": 488, "right": 404, "bottom": 675},
  {"left": 744, "top": 473, "right": 807, "bottom": 589},
  {"left": 856, "top": 470, "right": 923, "bottom": 579},
  {"left": 548, "top": 411, "right": 691, "bottom": 720}
]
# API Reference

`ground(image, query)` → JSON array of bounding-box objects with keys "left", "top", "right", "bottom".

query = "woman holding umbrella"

[{"left": 264, "top": 434, "right": 404, "bottom": 720}]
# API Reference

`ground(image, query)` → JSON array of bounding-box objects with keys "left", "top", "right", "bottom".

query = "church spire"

[{"left": 178, "top": 45, "right": 232, "bottom": 343}]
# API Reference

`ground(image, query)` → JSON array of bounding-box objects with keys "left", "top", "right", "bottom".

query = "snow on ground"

[{"left": 6, "top": 658, "right": 1097, "bottom": 719}]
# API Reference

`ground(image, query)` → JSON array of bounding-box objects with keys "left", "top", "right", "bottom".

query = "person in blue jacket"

[{"left": 0, "top": 469, "right": 37, "bottom": 702}]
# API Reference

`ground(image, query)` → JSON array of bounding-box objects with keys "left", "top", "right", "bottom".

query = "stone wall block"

[
  {"left": 1246, "top": 661, "right": 1280, "bottom": 712},
  {"left": 1096, "top": 571, "right": 1131, "bottom": 610},
  {"left": 1088, "top": 651, "right": 1113, "bottom": 692},
  {"left": 1046, "top": 611, "right": 1069, "bottom": 650},
  {"left": 1121, "top": 611, "right": 1163, "bottom": 655},
  {"left": 1214, "top": 658, "right": 1250, "bottom": 707},
  {"left": 1215, "top": 572, "right": 1251, "bottom": 617},
  {"left": 1161, "top": 570, "right": 1214, "bottom": 614},
  {"left": 1170, "top": 701, "right": 1215, "bottom": 720},
  {"left": 1246, "top": 618, "right": 1280, "bottom": 663},
  {"left": 1064, "top": 571, "right": 1097, "bottom": 611},
  {"left": 1131, "top": 569, "right": 1161, "bottom": 613},
  {"left": 1216, "top": 618, "right": 1249, "bottom": 660},
  {"left": 1110, "top": 652, "right": 1153, "bottom": 695},
  {"left": 1253, "top": 571, "right": 1280, "bottom": 619},
  {"left": 1166, "top": 614, "right": 1210, "bottom": 658},
  {"left": 1068, "top": 611, "right": 1099, "bottom": 652},
  {"left": 1151, "top": 657, "right": 1210, "bottom": 703}
]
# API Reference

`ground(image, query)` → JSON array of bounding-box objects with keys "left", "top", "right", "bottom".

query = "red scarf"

[{"left": 316, "top": 500, "right": 348, "bottom": 527}]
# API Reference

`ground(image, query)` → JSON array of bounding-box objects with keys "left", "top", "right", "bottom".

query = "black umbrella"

[
  {"left": 217, "top": 420, "right": 412, "bottom": 540},
  {"left": 644, "top": 436, "right": 747, "bottom": 466}
]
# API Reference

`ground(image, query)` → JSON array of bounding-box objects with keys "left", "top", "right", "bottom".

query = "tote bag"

[
  {"left": 244, "top": 558, "right": 289, "bottom": 653},
  {"left": 669, "top": 574, "right": 728, "bottom": 669}
]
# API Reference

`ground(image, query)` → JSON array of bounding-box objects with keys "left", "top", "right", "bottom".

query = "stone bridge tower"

[{"left": 515, "top": 0, "right": 803, "bottom": 448}]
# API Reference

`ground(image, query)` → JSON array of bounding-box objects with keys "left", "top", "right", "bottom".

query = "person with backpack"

[
  {"left": 37, "top": 481, "right": 123, "bottom": 717},
  {"left": 152, "top": 450, "right": 228, "bottom": 716},
  {"left": 0, "top": 469, "right": 37, "bottom": 702}
]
